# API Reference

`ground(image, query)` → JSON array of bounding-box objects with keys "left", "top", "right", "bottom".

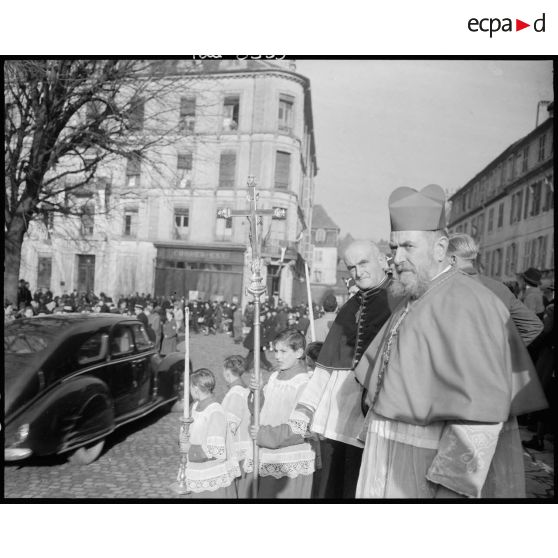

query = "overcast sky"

[{"left": 295, "top": 59, "right": 554, "bottom": 241}]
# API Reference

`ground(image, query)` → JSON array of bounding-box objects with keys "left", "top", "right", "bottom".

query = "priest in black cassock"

[{"left": 290, "top": 239, "right": 397, "bottom": 498}]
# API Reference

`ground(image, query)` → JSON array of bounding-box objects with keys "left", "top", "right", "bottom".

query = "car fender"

[
  {"left": 156, "top": 351, "right": 188, "bottom": 373},
  {"left": 8, "top": 375, "right": 114, "bottom": 457}
]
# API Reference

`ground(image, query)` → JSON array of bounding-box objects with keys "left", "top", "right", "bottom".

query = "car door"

[
  {"left": 108, "top": 323, "right": 141, "bottom": 417},
  {"left": 130, "top": 322, "right": 155, "bottom": 408}
]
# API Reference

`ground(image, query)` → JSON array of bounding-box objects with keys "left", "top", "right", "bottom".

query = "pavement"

[{"left": 3, "top": 331, "right": 555, "bottom": 500}]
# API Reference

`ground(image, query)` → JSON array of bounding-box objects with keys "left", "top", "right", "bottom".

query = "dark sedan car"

[{"left": 4, "top": 314, "right": 186, "bottom": 465}]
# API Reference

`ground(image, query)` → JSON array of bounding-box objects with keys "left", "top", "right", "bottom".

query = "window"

[
  {"left": 492, "top": 248, "right": 502, "bottom": 277},
  {"left": 278, "top": 94, "right": 294, "bottom": 132},
  {"left": 510, "top": 190, "right": 523, "bottom": 224},
  {"left": 538, "top": 236, "right": 547, "bottom": 269},
  {"left": 530, "top": 181, "right": 542, "bottom": 216},
  {"left": 522, "top": 240, "right": 531, "bottom": 271},
  {"left": 173, "top": 208, "right": 190, "bottom": 240},
  {"left": 270, "top": 209, "right": 287, "bottom": 241},
  {"left": 542, "top": 176, "right": 554, "bottom": 211},
  {"left": 110, "top": 325, "right": 134, "bottom": 357},
  {"left": 177, "top": 152, "right": 193, "bottom": 188},
  {"left": 223, "top": 96, "right": 239, "bottom": 131},
  {"left": 497, "top": 203, "right": 504, "bottom": 228},
  {"left": 179, "top": 97, "right": 195, "bottom": 133},
  {"left": 476, "top": 213, "right": 485, "bottom": 237},
  {"left": 538, "top": 134, "right": 546, "bottom": 162},
  {"left": 505, "top": 243, "right": 518, "bottom": 276},
  {"left": 274, "top": 151, "right": 291, "bottom": 189},
  {"left": 132, "top": 323, "right": 153, "bottom": 351},
  {"left": 215, "top": 209, "right": 232, "bottom": 241},
  {"left": 126, "top": 152, "right": 141, "bottom": 188},
  {"left": 37, "top": 256, "right": 52, "bottom": 290},
  {"left": 529, "top": 238, "right": 539, "bottom": 268},
  {"left": 523, "top": 185, "right": 531, "bottom": 219},
  {"left": 313, "top": 270, "right": 323, "bottom": 283},
  {"left": 487, "top": 208, "right": 494, "bottom": 232},
  {"left": 123, "top": 208, "right": 138, "bottom": 237},
  {"left": 128, "top": 97, "right": 145, "bottom": 131},
  {"left": 316, "top": 228, "right": 326, "bottom": 243},
  {"left": 80, "top": 202, "right": 95, "bottom": 236},
  {"left": 77, "top": 331, "right": 107, "bottom": 366},
  {"left": 522, "top": 146, "right": 529, "bottom": 173},
  {"left": 218, "top": 152, "right": 236, "bottom": 188},
  {"left": 313, "top": 250, "right": 323, "bottom": 263}
]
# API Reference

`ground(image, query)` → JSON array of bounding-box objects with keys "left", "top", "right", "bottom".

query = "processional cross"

[{"left": 217, "top": 176, "right": 286, "bottom": 498}]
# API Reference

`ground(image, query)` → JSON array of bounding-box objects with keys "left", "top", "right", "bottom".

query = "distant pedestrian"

[{"left": 161, "top": 309, "right": 178, "bottom": 355}]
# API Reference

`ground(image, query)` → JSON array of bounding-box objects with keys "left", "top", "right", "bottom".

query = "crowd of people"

[
  {"left": 4, "top": 281, "right": 317, "bottom": 359},
  {"left": 4, "top": 183, "right": 554, "bottom": 500}
]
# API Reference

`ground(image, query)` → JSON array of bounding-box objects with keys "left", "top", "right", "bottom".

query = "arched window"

[{"left": 316, "top": 228, "right": 326, "bottom": 243}]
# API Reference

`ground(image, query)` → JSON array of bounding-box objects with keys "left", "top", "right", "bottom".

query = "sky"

[{"left": 296, "top": 59, "right": 554, "bottom": 242}]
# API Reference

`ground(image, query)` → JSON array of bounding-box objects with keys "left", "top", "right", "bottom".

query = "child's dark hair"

[
  {"left": 274, "top": 328, "right": 306, "bottom": 353},
  {"left": 305, "top": 341, "right": 323, "bottom": 364},
  {"left": 223, "top": 355, "right": 246, "bottom": 377},
  {"left": 190, "top": 368, "right": 216, "bottom": 393}
]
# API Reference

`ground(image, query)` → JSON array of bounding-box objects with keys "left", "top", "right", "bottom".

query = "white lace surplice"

[
  {"left": 221, "top": 385, "right": 253, "bottom": 471},
  {"left": 187, "top": 402, "right": 241, "bottom": 493},
  {"left": 258, "top": 372, "right": 316, "bottom": 479}
]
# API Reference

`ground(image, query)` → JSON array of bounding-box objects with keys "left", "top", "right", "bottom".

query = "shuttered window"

[
  {"left": 179, "top": 97, "right": 196, "bottom": 133},
  {"left": 219, "top": 152, "right": 236, "bottom": 188},
  {"left": 128, "top": 98, "right": 145, "bottom": 131},
  {"left": 274, "top": 151, "right": 290, "bottom": 189}
]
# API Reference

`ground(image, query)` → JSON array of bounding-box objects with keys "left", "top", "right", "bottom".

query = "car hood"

[{"left": 4, "top": 353, "right": 43, "bottom": 418}]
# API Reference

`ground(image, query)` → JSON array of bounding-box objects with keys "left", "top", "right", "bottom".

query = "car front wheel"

[{"left": 68, "top": 439, "right": 105, "bottom": 465}]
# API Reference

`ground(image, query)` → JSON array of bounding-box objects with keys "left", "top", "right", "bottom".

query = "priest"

[
  {"left": 291, "top": 239, "right": 395, "bottom": 498},
  {"left": 354, "top": 184, "right": 547, "bottom": 498}
]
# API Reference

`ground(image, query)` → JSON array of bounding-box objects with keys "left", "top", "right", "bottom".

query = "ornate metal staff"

[
  {"left": 171, "top": 306, "right": 192, "bottom": 494},
  {"left": 217, "top": 176, "right": 286, "bottom": 498}
]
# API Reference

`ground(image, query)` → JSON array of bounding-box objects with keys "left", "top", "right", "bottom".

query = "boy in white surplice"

[
  {"left": 186, "top": 368, "right": 240, "bottom": 498},
  {"left": 250, "top": 329, "right": 316, "bottom": 499}
]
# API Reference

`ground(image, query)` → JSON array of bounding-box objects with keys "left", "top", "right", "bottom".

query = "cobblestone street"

[{"left": 4, "top": 332, "right": 555, "bottom": 500}]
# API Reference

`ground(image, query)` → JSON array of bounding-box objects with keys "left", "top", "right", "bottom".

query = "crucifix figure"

[{"left": 217, "top": 176, "right": 286, "bottom": 498}]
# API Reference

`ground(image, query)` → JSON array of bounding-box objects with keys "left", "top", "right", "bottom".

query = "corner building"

[
  {"left": 448, "top": 102, "right": 553, "bottom": 286},
  {"left": 20, "top": 59, "right": 318, "bottom": 306}
]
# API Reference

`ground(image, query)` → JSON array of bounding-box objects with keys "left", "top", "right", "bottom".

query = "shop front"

[{"left": 154, "top": 243, "right": 246, "bottom": 301}]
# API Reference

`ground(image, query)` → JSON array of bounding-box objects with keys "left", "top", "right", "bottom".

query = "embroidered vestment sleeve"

[{"left": 426, "top": 421, "right": 503, "bottom": 498}]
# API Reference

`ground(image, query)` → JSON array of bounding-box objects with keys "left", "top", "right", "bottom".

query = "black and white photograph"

[{"left": 3, "top": 57, "right": 554, "bottom": 504}]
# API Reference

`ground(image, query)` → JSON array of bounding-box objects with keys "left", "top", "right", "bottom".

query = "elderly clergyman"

[
  {"left": 291, "top": 240, "right": 394, "bottom": 498},
  {"left": 354, "top": 184, "right": 547, "bottom": 498}
]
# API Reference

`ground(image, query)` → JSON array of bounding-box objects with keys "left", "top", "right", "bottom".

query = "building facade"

[
  {"left": 20, "top": 59, "right": 318, "bottom": 306},
  {"left": 448, "top": 102, "right": 554, "bottom": 286},
  {"left": 309, "top": 204, "right": 340, "bottom": 303}
]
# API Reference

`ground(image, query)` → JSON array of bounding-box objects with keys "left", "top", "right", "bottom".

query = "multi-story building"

[
  {"left": 309, "top": 204, "right": 340, "bottom": 303},
  {"left": 448, "top": 102, "right": 554, "bottom": 286},
  {"left": 20, "top": 59, "right": 318, "bottom": 306}
]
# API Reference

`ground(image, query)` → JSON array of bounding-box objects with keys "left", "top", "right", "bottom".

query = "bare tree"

[{"left": 4, "top": 59, "right": 204, "bottom": 304}]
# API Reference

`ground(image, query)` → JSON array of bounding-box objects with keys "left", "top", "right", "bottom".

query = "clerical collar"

[
  {"left": 358, "top": 274, "right": 390, "bottom": 299},
  {"left": 229, "top": 379, "right": 245, "bottom": 389}
]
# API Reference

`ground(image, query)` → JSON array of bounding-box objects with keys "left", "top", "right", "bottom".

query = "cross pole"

[{"left": 217, "top": 176, "right": 285, "bottom": 498}]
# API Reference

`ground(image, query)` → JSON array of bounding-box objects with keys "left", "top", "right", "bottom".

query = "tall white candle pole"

[
  {"left": 171, "top": 307, "right": 193, "bottom": 495},
  {"left": 305, "top": 262, "right": 316, "bottom": 342}
]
